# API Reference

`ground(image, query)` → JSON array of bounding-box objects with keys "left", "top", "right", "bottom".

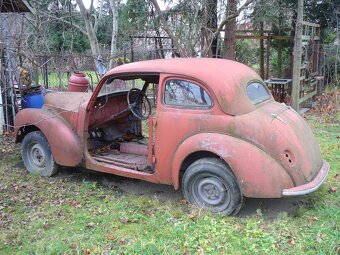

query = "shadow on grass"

[{"left": 56, "top": 167, "right": 306, "bottom": 219}]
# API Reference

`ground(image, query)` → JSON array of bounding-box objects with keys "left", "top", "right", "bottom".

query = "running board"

[{"left": 92, "top": 151, "right": 148, "bottom": 171}]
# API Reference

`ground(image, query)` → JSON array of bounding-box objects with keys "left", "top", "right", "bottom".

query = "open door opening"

[{"left": 86, "top": 74, "right": 159, "bottom": 173}]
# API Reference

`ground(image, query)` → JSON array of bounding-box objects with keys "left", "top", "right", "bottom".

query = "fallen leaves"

[
  {"left": 334, "top": 174, "right": 340, "bottom": 182},
  {"left": 86, "top": 222, "right": 96, "bottom": 229},
  {"left": 83, "top": 248, "right": 91, "bottom": 254},
  {"left": 106, "top": 234, "right": 116, "bottom": 240},
  {"left": 312, "top": 91, "right": 339, "bottom": 115},
  {"left": 287, "top": 237, "right": 296, "bottom": 247},
  {"left": 316, "top": 234, "right": 323, "bottom": 244},
  {"left": 43, "top": 223, "right": 49, "bottom": 230},
  {"left": 70, "top": 243, "right": 78, "bottom": 249},
  {"left": 72, "top": 201, "right": 82, "bottom": 208},
  {"left": 308, "top": 216, "right": 319, "bottom": 224},
  {"left": 328, "top": 186, "right": 338, "bottom": 193},
  {"left": 120, "top": 217, "right": 130, "bottom": 224}
]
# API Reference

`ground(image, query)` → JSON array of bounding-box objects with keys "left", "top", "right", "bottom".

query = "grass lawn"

[
  {"left": 39, "top": 71, "right": 99, "bottom": 89},
  {"left": 0, "top": 114, "right": 339, "bottom": 254}
]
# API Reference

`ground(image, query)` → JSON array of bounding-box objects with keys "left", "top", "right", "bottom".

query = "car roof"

[{"left": 104, "top": 58, "right": 265, "bottom": 115}]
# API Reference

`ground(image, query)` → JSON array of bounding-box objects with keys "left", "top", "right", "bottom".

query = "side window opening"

[
  {"left": 246, "top": 82, "right": 271, "bottom": 104},
  {"left": 164, "top": 79, "right": 212, "bottom": 108}
]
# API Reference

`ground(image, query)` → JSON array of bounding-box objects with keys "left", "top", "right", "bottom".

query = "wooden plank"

[
  {"left": 235, "top": 35, "right": 291, "bottom": 40},
  {"left": 299, "top": 90, "right": 317, "bottom": 104},
  {"left": 235, "top": 35, "right": 267, "bottom": 39},
  {"left": 302, "top": 35, "right": 311, "bottom": 41},
  {"left": 302, "top": 21, "right": 320, "bottom": 28},
  {"left": 310, "top": 80, "right": 317, "bottom": 86},
  {"left": 236, "top": 30, "right": 273, "bottom": 33}
]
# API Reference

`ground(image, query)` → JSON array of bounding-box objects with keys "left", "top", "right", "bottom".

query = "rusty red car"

[{"left": 14, "top": 58, "right": 329, "bottom": 215}]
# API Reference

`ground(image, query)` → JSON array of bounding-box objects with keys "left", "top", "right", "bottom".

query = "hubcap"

[
  {"left": 194, "top": 176, "right": 229, "bottom": 206},
  {"left": 28, "top": 143, "right": 46, "bottom": 169}
]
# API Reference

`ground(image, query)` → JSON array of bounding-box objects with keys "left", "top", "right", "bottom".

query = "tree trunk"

[
  {"left": 259, "top": 22, "right": 265, "bottom": 79},
  {"left": 278, "top": 40, "right": 282, "bottom": 77},
  {"left": 223, "top": 0, "right": 237, "bottom": 59},
  {"left": 109, "top": 0, "right": 118, "bottom": 69},
  {"left": 201, "top": 0, "right": 218, "bottom": 57},
  {"left": 76, "top": 0, "right": 100, "bottom": 58}
]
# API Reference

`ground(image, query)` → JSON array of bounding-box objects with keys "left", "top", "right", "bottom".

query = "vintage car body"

[{"left": 14, "top": 58, "right": 329, "bottom": 215}]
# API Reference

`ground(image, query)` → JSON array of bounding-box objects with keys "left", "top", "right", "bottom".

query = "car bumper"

[{"left": 282, "top": 160, "right": 330, "bottom": 196}]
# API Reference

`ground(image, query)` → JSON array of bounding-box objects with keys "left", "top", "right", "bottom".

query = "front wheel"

[
  {"left": 21, "top": 131, "right": 58, "bottom": 177},
  {"left": 182, "top": 158, "right": 243, "bottom": 215}
]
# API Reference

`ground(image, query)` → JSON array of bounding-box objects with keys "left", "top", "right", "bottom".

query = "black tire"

[
  {"left": 21, "top": 131, "right": 58, "bottom": 177},
  {"left": 182, "top": 158, "right": 243, "bottom": 215}
]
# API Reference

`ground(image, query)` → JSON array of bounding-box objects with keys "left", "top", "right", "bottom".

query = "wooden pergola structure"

[
  {"left": 235, "top": 30, "right": 292, "bottom": 80},
  {"left": 291, "top": 0, "right": 321, "bottom": 111}
]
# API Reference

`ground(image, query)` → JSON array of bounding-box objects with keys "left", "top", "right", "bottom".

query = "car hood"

[{"left": 43, "top": 92, "right": 92, "bottom": 129}]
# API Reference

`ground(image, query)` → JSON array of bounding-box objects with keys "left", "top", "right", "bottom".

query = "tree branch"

[
  {"left": 38, "top": 10, "right": 87, "bottom": 35},
  {"left": 94, "top": 0, "right": 104, "bottom": 34},
  {"left": 213, "top": 0, "right": 254, "bottom": 39},
  {"left": 149, "top": 0, "right": 185, "bottom": 56}
]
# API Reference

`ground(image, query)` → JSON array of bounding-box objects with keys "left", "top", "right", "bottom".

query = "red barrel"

[{"left": 67, "top": 72, "right": 89, "bottom": 92}]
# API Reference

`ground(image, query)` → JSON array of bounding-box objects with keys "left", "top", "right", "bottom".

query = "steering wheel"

[{"left": 127, "top": 88, "right": 151, "bottom": 120}]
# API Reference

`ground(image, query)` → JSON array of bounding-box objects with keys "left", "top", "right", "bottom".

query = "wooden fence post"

[{"left": 291, "top": 0, "right": 304, "bottom": 111}]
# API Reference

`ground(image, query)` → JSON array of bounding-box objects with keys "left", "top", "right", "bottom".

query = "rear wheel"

[
  {"left": 21, "top": 131, "right": 58, "bottom": 177},
  {"left": 182, "top": 158, "right": 243, "bottom": 215}
]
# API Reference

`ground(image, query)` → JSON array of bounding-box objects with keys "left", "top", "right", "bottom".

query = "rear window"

[{"left": 246, "top": 82, "right": 271, "bottom": 104}]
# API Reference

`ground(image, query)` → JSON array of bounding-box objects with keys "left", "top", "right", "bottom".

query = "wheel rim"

[
  {"left": 27, "top": 142, "right": 46, "bottom": 170},
  {"left": 192, "top": 174, "right": 231, "bottom": 210}
]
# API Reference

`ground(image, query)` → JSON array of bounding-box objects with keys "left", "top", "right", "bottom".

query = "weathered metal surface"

[
  {"left": 170, "top": 133, "right": 294, "bottom": 198},
  {"left": 233, "top": 102, "right": 323, "bottom": 185},
  {"left": 92, "top": 150, "right": 148, "bottom": 170},
  {"left": 120, "top": 142, "right": 148, "bottom": 156},
  {"left": 101, "top": 58, "right": 262, "bottom": 115},
  {"left": 282, "top": 161, "right": 329, "bottom": 196},
  {"left": 43, "top": 92, "right": 90, "bottom": 130},
  {"left": 14, "top": 58, "right": 329, "bottom": 199},
  {"left": 14, "top": 108, "right": 83, "bottom": 166}
]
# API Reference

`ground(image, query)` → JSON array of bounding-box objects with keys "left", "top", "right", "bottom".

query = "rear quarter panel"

[{"left": 172, "top": 133, "right": 294, "bottom": 198}]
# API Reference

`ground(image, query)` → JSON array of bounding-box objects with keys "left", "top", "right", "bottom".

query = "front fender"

[
  {"left": 14, "top": 108, "right": 83, "bottom": 167},
  {"left": 172, "top": 133, "right": 294, "bottom": 198}
]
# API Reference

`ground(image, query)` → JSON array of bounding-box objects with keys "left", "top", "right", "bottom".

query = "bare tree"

[
  {"left": 149, "top": 0, "right": 186, "bottom": 56},
  {"left": 109, "top": 0, "right": 119, "bottom": 68},
  {"left": 149, "top": 0, "right": 254, "bottom": 58},
  {"left": 76, "top": 0, "right": 103, "bottom": 58}
]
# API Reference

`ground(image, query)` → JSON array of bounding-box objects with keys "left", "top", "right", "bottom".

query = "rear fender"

[
  {"left": 172, "top": 133, "right": 294, "bottom": 198},
  {"left": 14, "top": 108, "right": 83, "bottom": 167}
]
